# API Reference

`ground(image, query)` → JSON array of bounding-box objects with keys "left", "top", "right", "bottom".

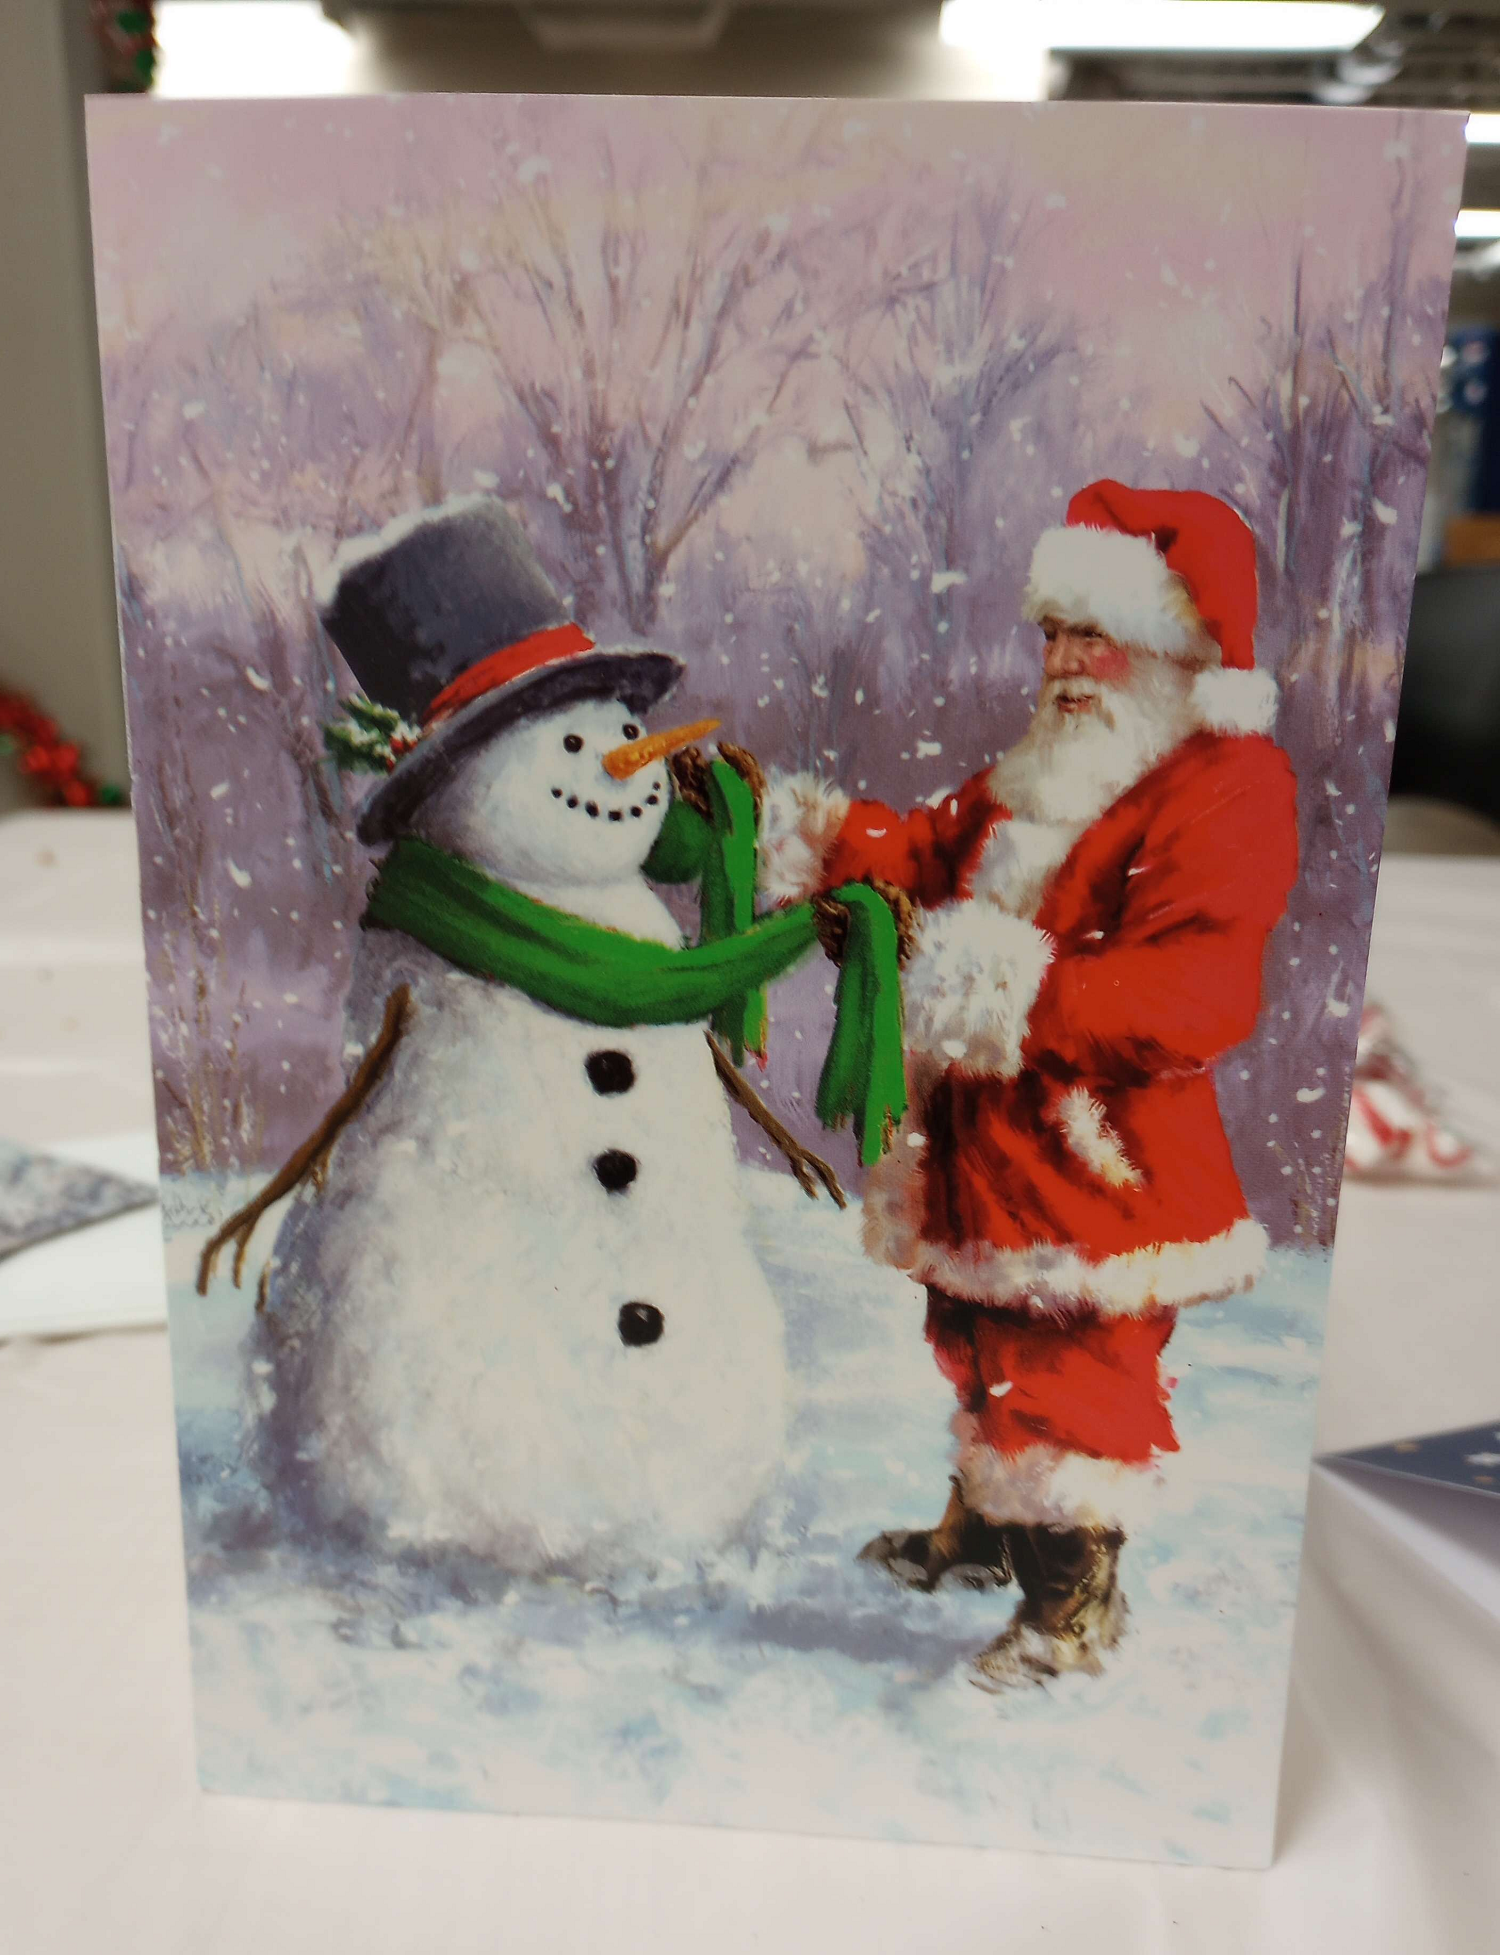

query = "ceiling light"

[
  {"left": 154, "top": 1, "right": 357, "bottom": 99},
  {"left": 1456, "top": 210, "right": 1500, "bottom": 242},
  {"left": 1466, "top": 114, "right": 1500, "bottom": 146},
  {"left": 941, "top": 2, "right": 1383, "bottom": 59}
]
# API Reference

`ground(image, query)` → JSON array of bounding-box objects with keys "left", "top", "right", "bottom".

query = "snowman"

[{"left": 197, "top": 496, "right": 832, "bottom": 1578}]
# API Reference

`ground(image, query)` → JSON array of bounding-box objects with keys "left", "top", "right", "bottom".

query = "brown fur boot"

[
  {"left": 970, "top": 1525, "right": 1128, "bottom": 1691},
  {"left": 857, "top": 1478, "right": 1014, "bottom": 1593}
]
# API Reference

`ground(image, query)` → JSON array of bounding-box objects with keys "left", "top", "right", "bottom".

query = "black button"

[
  {"left": 586, "top": 1050, "right": 635, "bottom": 1095},
  {"left": 618, "top": 1302, "right": 664, "bottom": 1347},
  {"left": 593, "top": 1150, "right": 637, "bottom": 1193}
]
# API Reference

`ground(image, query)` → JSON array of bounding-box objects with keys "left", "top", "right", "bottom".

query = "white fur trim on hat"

[
  {"left": 1023, "top": 524, "right": 1204, "bottom": 659},
  {"left": 954, "top": 1420, "right": 1166, "bottom": 1529},
  {"left": 757, "top": 770, "right": 851, "bottom": 904},
  {"left": 1189, "top": 664, "right": 1279, "bottom": 736},
  {"left": 903, "top": 902, "right": 1053, "bottom": 1079},
  {"left": 903, "top": 1216, "right": 1268, "bottom": 1318}
]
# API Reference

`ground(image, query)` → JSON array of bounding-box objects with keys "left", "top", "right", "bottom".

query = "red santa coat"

[
  {"left": 813, "top": 726, "right": 1300, "bottom": 1320},
  {"left": 760, "top": 691, "right": 1300, "bottom": 1524}
]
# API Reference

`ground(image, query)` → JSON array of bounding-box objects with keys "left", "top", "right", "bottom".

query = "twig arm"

[
  {"left": 196, "top": 984, "right": 414, "bottom": 1296},
  {"left": 706, "top": 1032, "right": 847, "bottom": 1209}
]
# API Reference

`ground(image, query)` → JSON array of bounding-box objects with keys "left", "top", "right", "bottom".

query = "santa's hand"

[
  {"left": 668, "top": 745, "right": 713, "bottom": 818},
  {"left": 715, "top": 740, "right": 765, "bottom": 823},
  {"left": 813, "top": 877, "right": 917, "bottom": 967},
  {"left": 668, "top": 740, "right": 765, "bottom": 823}
]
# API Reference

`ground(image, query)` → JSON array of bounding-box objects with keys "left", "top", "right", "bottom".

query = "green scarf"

[
  {"left": 639, "top": 758, "right": 765, "bottom": 1057},
  {"left": 363, "top": 774, "right": 906, "bottom": 1166}
]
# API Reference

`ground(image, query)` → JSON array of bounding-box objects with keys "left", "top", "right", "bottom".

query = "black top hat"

[{"left": 320, "top": 496, "right": 683, "bottom": 845}]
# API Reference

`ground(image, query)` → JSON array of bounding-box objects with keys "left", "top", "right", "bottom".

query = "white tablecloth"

[{"left": 1, "top": 814, "right": 1497, "bottom": 1954}]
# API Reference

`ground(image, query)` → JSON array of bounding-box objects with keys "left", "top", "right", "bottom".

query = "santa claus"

[{"left": 760, "top": 481, "right": 1299, "bottom": 1692}]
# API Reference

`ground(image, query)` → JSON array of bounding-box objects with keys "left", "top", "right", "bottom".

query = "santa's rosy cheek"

[{"left": 1087, "top": 642, "right": 1133, "bottom": 684}]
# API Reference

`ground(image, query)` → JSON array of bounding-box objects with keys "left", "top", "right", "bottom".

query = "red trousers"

[{"left": 924, "top": 1288, "right": 1180, "bottom": 1465}]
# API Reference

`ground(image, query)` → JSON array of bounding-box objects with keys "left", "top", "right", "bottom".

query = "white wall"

[{"left": 0, "top": 0, "right": 128, "bottom": 809}]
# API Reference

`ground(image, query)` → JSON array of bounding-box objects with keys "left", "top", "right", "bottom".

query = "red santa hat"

[
  {"left": 1022, "top": 480, "right": 1277, "bottom": 734},
  {"left": 1023, "top": 481, "right": 1259, "bottom": 665}
]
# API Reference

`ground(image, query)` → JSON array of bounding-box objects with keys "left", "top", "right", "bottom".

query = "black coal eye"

[
  {"left": 563, "top": 733, "right": 584, "bottom": 754},
  {"left": 622, "top": 723, "right": 640, "bottom": 740}
]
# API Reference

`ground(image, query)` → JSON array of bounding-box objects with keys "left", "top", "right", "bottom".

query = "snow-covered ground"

[{"left": 163, "top": 1170, "right": 1326, "bottom": 1867}]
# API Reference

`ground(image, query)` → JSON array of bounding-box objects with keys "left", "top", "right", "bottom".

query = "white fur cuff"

[
  {"left": 758, "top": 770, "right": 852, "bottom": 904},
  {"left": 954, "top": 1418, "right": 1166, "bottom": 1529},
  {"left": 903, "top": 901, "right": 1053, "bottom": 1078}
]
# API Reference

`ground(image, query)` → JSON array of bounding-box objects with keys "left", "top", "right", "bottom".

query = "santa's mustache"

[
  {"left": 1036, "top": 675, "right": 1122, "bottom": 729},
  {"left": 992, "top": 657, "right": 1199, "bottom": 826}
]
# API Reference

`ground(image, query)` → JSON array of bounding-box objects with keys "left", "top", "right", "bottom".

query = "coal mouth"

[{"left": 549, "top": 783, "right": 663, "bottom": 820}]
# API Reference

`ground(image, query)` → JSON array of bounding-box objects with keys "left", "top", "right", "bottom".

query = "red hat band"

[{"left": 422, "top": 623, "right": 597, "bottom": 730}]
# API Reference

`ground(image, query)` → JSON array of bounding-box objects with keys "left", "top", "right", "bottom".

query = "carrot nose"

[{"left": 601, "top": 717, "right": 721, "bottom": 781}]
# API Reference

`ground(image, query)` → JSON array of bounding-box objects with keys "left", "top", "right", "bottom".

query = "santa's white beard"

[{"left": 990, "top": 658, "right": 1199, "bottom": 826}]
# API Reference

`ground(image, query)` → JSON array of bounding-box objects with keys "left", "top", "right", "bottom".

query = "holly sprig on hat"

[{"left": 324, "top": 696, "right": 421, "bottom": 775}]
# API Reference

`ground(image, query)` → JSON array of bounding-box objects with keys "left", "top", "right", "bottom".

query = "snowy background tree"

[{"left": 1191, "top": 147, "right": 1453, "bottom": 1242}]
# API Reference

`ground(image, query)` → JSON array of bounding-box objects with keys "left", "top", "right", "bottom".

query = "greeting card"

[{"left": 85, "top": 92, "right": 1461, "bottom": 1867}]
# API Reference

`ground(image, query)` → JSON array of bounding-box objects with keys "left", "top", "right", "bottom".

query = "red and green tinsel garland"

[
  {"left": 0, "top": 688, "right": 127, "bottom": 808},
  {"left": 90, "top": 2, "right": 157, "bottom": 93}
]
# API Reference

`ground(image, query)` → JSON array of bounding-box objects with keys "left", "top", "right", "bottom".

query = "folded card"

[
  {"left": 1328, "top": 1420, "right": 1500, "bottom": 1502},
  {"left": 0, "top": 1134, "right": 163, "bottom": 1339},
  {"left": 85, "top": 91, "right": 1462, "bottom": 1868},
  {"left": 1320, "top": 1423, "right": 1500, "bottom": 1631},
  {"left": 0, "top": 1136, "right": 154, "bottom": 1261}
]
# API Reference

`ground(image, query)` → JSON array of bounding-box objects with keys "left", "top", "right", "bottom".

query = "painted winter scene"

[{"left": 86, "top": 94, "right": 1460, "bottom": 1868}]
